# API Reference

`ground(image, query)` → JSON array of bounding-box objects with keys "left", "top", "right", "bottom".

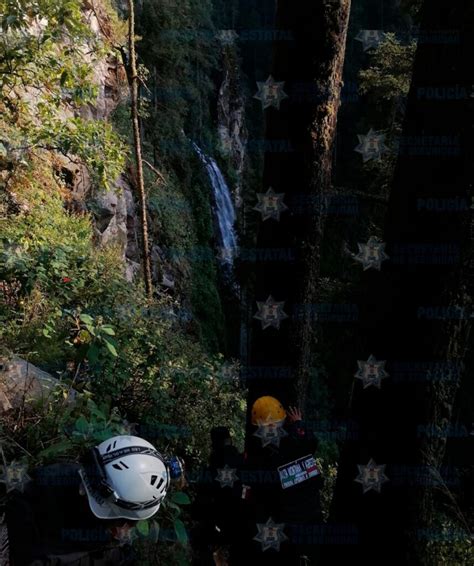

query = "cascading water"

[{"left": 192, "top": 143, "right": 239, "bottom": 270}]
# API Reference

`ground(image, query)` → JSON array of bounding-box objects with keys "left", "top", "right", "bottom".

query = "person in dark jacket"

[
  {"left": 3, "top": 434, "right": 175, "bottom": 565},
  {"left": 4, "top": 462, "right": 136, "bottom": 566},
  {"left": 244, "top": 397, "right": 324, "bottom": 564},
  {"left": 191, "top": 427, "right": 245, "bottom": 566},
  {"left": 277, "top": 407, "right": 324, "bottom": 525}
]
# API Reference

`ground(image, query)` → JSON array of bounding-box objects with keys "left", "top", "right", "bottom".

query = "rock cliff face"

[
  {"left": 52, "top": 3, "right": 139, "bottom": 281},
  {"left": 0, "top": 356, "right": 75, "bottom": 411},
  {"left": 82, "top": 9, "right": 249, "bottom": 288},
  {"left": 217, "top": 41, "right": 247, "bottom": 210},
  {"left": 9, "top": 3, "right": 250, "bottom": 295}
]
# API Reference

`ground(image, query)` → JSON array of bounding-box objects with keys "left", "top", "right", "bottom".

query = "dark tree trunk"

[
  {"left": 326, "top": 1, "right": 473, "bottom": 563},
  {"left": 243, "top": 0, "right": 352, "bottom": 427},
  {"left": 293, "top": 1, "right": 352, "bottom": 409},
  {"left": 239, "top": 1, "right": 351, "bottom": 562}
]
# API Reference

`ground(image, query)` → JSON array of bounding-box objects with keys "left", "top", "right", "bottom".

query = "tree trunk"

[
  {"left": 326, "top": 1, "right": 473, "bottom": 563},
  {"left": 128, "top": 0, "right": 153, "bottom": 300},
  {"left": 243, "top": 0, "right": 352, "bottom": 421},
  {"left": 293, "top": 0, "right": 352, "bottom": 409},
  {"left": 239, "top": 1, "right": 352, "bottom": 562}
]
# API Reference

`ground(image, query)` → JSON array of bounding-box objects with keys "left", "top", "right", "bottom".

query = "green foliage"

[
  {"left": 0, "top": 0, "right": 96, "bottom": 110},
  {"left": 128, "top": 0, "right": 227, "bottom": 352},
  {"left": 130, "top": 492, "right": 193, "bottom": 565},
  {"left": 192, "top": 156, "right": 232, "bottom": 350},
  {"left": 89, "top": 295, "right": 245, "bottom": 466},
  {"left": 1, "top": 166, "right": 245, "bottom": 552},
  {"left": 170, "top": 491, "right": 191, "bottom": 505},
  {"left": 64, "top": 311, "right": 118, "bottom": 363},
  {"left": 0, "top": 383, "right": 127, "bottom": 465},
  {"left": 109, "top": 0, "right": 227, "bottom": 353},
  {"left": 0, "top": 3, "right": 247, "bottom": 563},
  {"left": 0, "top": 0, "right": 126, "bottom": 191},
  {"left": 173, "top": 518, "right": 188, "bottom": 545},
  {"left": 359, "top": 33, "right": 417, "bottom": 102},
  {"left": 146, "top": 172, "right": 195, "bottom": 252},
  {"left": 419, "top": 511, "right": 473, "bottom": 566},
  {"left": 0, "top": 0, "right": 126, "bottom": 99},
  {"left": 136, "top": 0, "right": 218, "bottom": 146},
  {"left": 400, "top": 0, "right": 423, "bottom": 20},
  {"left": 36, "top": 116, "right": 127, "bottom": 191},
  {"left": 351, "top": 34, "right": 418, "bottom": 195},
  {"left": 0, "top": 158, "right": 129, "bottom": 367}
]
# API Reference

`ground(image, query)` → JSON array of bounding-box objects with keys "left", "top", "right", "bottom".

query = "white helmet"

[{"left": 79, "top": 435, "right": 170, "bottom": 520}]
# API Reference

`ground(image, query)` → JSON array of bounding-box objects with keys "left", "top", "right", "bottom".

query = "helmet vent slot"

[
  {"left": 105, "top": 440, "right": 117, "bottom": 452},
  {"left": 112, "top": 463, "right": 123, "bottom": 470},
  {"left": 156, "top": 477, "right": 164, "bottom": 490},
  {"left": 120, "top": 460, "right": 129, "bottom": 469},
  {"left": 150, "top": 475, "right": 158, "bottom": 486}
]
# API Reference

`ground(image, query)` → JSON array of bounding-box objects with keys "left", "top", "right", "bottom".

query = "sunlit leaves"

[
  {"left": 358, "top": 33, "right": 417, "bottom": 102},
  {"left": 0, "top": 0, "right": 125, "bottom": 191}
]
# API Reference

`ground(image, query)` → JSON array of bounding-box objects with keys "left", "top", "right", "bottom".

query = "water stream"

[{"left": 192, "top": 143, "right": 238, "bottom": 268}]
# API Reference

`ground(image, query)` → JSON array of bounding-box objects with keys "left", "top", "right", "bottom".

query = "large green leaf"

[
  {"left": 136, "top": 520, "right": 149, "bottom": 537},
  {"left": 79, "top": 313, "right": 93, "bottom": 325},
  {"left": 173, "top": 519, "right": 188, "bottom": 545},
  {"left": 38, "top": 439, "right": 74, "bottom": 459},
  {"left": 101, "top": 325, "right": 115, "bottom": 336},
  {"left": 104, "top": 339, "right": 118, "bottom": 357},
  {"left": 74, "top": 415, "right": 89, "bottom": 434},
  {"left": 87, "top": 344, "right": 99, "bottom": 363},
  {"left": 171, "top": 492, "right": 191, "bottom": 505}
]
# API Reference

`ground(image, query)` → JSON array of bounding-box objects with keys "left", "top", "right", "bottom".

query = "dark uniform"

[
  {"left": 4, "top": 463, "right": 134, "bottom": 565},
  {"left": 191, "top": 427, "right": 245, "bottom": 565},
  {"left": 243, "top": 419, "right": 324, "bottom": 565}
]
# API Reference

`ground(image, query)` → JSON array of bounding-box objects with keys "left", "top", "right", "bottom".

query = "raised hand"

[{"left": 287, "top": 406, "right": 303, "bottom": 422}]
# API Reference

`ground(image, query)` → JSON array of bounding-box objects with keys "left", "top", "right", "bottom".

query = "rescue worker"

[
  {"left": 208, "top": 427, "right": 244, "bottom": 562},
  {"left": 4, "top": 435, "right": 180, "bottom": 565},
  {"left": 245, "top": 396, "right": 324, "bottom": 564},
  {"left": 191, "top": 427, "right": 244, "bottom": 566}
]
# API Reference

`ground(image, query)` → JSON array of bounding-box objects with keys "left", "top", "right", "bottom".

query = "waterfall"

[{"left": 192, "top": 143, "right": 238, "bottom": 268}]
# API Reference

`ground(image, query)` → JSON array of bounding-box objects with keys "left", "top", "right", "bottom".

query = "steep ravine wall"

[{"left": 72, "top": 4, "right": 140, "bottom": 281}]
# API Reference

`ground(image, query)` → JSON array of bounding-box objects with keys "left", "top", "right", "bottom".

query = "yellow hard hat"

[{"left": 251, "top": 396, "right": 286, "bottom": 425}]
